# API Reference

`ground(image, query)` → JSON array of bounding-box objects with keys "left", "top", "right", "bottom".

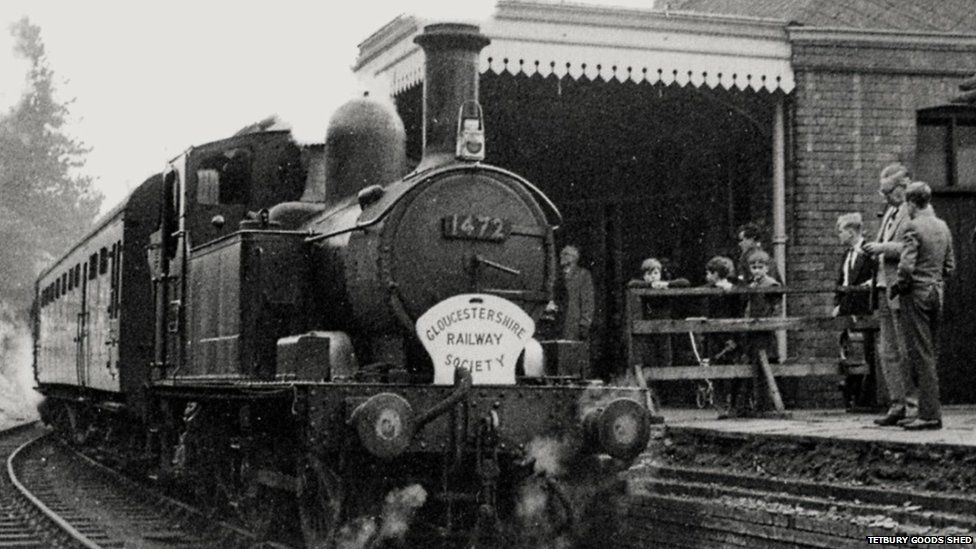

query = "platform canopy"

[{"left": 354, "top": 0, "right": 795, "bottom": 95}]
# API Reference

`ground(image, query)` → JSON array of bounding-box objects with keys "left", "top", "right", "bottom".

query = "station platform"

[
  {"left": 618, "top": 407, "right": 976, "bottom": 547},
  {"left": 662, "top": 406, "right": 976, "bottom": 448}
]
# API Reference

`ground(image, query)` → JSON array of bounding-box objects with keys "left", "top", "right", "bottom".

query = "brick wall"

[
  {"left": 780, "top": 34, "right": 976, "bottom": 407},
  {"left": 786, "top": 36, "right": 976, "bottom": 354}
]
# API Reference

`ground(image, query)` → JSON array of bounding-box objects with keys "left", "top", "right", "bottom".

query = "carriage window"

[
  {"left": 99, "top": 247, "right": 108, "bottom": 274},
  {"left": 162, "top": 170, "right": 180, "bottom": 259},
  {"left": 89, "top": 254, "right": 98, "bottom": 279},
  {"left": 196, "top": 147, "right": 252, "bottom": 206},
  {"left": 916, "top": 107, "right": 976, "bottom": 188},
  {"left": 56, "top": 278, "right": 61, "bottom": 297},
  {"left": 74, "top": 265, "right": 81, "bottom": 287},
  {"left": 68, "top": 270, "right": 74, "bottom": 291}
]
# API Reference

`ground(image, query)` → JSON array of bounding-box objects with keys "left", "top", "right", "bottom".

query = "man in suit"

[
  {"left": 834, "top": 212, "right": 878, "bottom": 407},
  {"left": 862, "top": 163, "right": 915, "bottom": 426},
  {"left": 891, "top": 182, "right": 955, "bottom": 430},
  {"left": 550, "top": 245, "right": 594, "bottom": 341}
]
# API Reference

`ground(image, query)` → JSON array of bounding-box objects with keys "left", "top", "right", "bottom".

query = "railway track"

[
  {"left": 620, "top": 462, "right": 976, "bottom": 548},
  {"left": 1, "top": 422, "right": 54, "bottom": 549},
  {"left": 3, "top": 423, "right": 282, "bottom": 549}
]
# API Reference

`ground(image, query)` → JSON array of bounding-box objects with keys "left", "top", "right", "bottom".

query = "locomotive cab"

[{"left": 149, "top": 130, "right": 310, "bottom": 380}]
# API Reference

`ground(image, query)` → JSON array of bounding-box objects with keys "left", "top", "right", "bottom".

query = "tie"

[
  {"left": 880, "top": 208, "right": 896, "bottom": 242},
  {"left": 843, "top": 249, "right": 854, "bottom": 286}
]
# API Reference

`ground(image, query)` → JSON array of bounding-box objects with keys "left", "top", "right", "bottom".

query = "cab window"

[{"left": 196, "top": 147, "right": 252, "bottom": 206}]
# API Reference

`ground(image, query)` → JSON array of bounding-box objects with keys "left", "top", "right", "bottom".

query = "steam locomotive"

[{"left": 32, "top": 23, "right": 653, "bottom": 546}]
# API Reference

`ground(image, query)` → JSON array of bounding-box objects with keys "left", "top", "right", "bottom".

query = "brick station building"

[{"left": 354, "top": 0, "right": 976, "bottom": 406}]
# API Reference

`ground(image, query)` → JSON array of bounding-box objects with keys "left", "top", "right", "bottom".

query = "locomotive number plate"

[{"left": 441, "top": 214, "right": 510, "bottom": 242}]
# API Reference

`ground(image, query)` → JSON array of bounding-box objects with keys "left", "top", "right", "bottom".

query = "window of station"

[
  {"left": 74, "top": 265, "right": 81, "bottom": 288},
  {"left": 916, "top": 106, "right": 976, "bottom": 188},
  {"left": 99, "top": 247, "right": 108, "bottom": 275},
  {"left": 67, "top": 270, "right": 74, "bottom": 291},
  {"left": 56, "top": 278, "right": 61, "bottom": 297},
  {"left": 89, "top": 254, "right": 98, "bottom": 279}
]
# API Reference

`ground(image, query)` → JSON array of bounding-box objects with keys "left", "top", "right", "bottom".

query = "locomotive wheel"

[
  {"left": 232, "top": 447, "right": 280, "bottom": 540},
  {"left": 54, "top": 402, "right": 90, "bottom": 446},
  {"left": 297, "top": 454, "right": 342, "bottom": 549}
]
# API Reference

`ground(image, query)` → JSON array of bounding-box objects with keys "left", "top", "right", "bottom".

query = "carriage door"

[
  {"left": 83, "top": 257, "right": 96, "bottom": 384},
  {"left": 75, "top": 263, "right": 89, "bottom": 386}
]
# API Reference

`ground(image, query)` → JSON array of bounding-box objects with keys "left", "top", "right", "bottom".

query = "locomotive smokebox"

[
  {"left": 414, "top": 23, "right": 490, "bottom": 170},
  {"left": 324, "top": 95, "right": 407, "bottom": 202}
]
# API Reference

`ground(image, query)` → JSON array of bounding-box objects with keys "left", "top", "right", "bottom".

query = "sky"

[
  {"left": 0, "top": 0, "right": 507, "bottom": 213},
  {"left": 1, "top": 0, "right": 664, "bottom": 214}
]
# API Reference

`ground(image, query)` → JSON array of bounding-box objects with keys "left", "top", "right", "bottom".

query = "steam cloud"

[
  {"left": 525, "top": 436, "right": 570, "bottom": 477},
  {"left": 513, "top": 478, "right": 574, "bottom": 549},
  {"left": 378, "top": 483, "right": 427, "bottom": 540},
  {"left": 0, "top": 306, "right": 41, "bottom": 426},
  {"left": 335, "top": 483, "right": 428, "bottom": 549}
]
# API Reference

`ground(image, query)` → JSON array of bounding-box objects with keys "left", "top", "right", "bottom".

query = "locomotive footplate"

[
  {"left": 302, "top": 382, "right": 652, "bottom": 461},
  {"left": 149, "top": 379, "right": 653, "bottom": 462}
]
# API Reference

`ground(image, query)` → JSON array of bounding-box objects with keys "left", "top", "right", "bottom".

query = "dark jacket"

[
  {"left": 835, "top": 242, "right": 876, "bottom": 315},
  {"left": 744, "top": 275, "right": 781, "bottom": 318},
  {"left": 559, "top": 266, "right": 594, "bottom": 340}
]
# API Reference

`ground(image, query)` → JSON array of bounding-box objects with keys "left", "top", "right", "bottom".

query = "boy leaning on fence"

[{"left": 702, "top": 256, "right": 746, "bottom": 416}]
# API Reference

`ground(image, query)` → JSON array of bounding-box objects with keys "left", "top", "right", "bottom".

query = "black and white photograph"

[{"left": 2, "top": 1, "right": 976, "bottom": 547}]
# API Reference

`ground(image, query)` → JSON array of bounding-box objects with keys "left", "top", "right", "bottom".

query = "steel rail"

[{"left": 6, "top": 432, "right": 103, "bottom": 549}]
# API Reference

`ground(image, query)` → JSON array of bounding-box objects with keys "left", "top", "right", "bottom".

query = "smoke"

[
  {"left": 278, "top": 82, "right": 401, "bottom": 147},
  {"left": 525, "top": 436, "right": 571, "bottom": 477},
  {"left": 336, "top": 516, "right": 378, "bottom": 549},
  {"left": 512, "top": 478, "right": 575, "bottom": 549},
  {"left": 378, "top": 483, "right": 427, "bottom": 540},
  {"left": 274, "top": 0, "right": 498, "bottom": 147},
  {"left": 0, "top": 304, "right": 41, "bottom": 425},
  {"left": 334, "top": 483, "right": 428, "bottom": 549}
]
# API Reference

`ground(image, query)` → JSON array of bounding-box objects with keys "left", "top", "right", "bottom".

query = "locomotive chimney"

[{"left": 413, "top": 23, "right": 490, "bottom": 171}]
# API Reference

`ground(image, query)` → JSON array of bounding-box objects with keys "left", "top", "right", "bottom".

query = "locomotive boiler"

[{"left": 32, "top": 22, "right": 654, "bottom": 547}]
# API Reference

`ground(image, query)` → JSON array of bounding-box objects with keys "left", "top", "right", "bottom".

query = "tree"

[{"left": 0, "top": 17, "right": 102, "bottom": 316}]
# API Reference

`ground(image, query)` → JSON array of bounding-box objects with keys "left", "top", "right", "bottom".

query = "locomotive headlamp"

[{"left": 456, "top": 100, "right": 485, "bottom": 162}]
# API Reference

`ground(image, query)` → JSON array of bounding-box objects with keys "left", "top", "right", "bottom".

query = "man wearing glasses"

[{"left": 863, "top": 163, "right": 916, "bottom": 426}]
